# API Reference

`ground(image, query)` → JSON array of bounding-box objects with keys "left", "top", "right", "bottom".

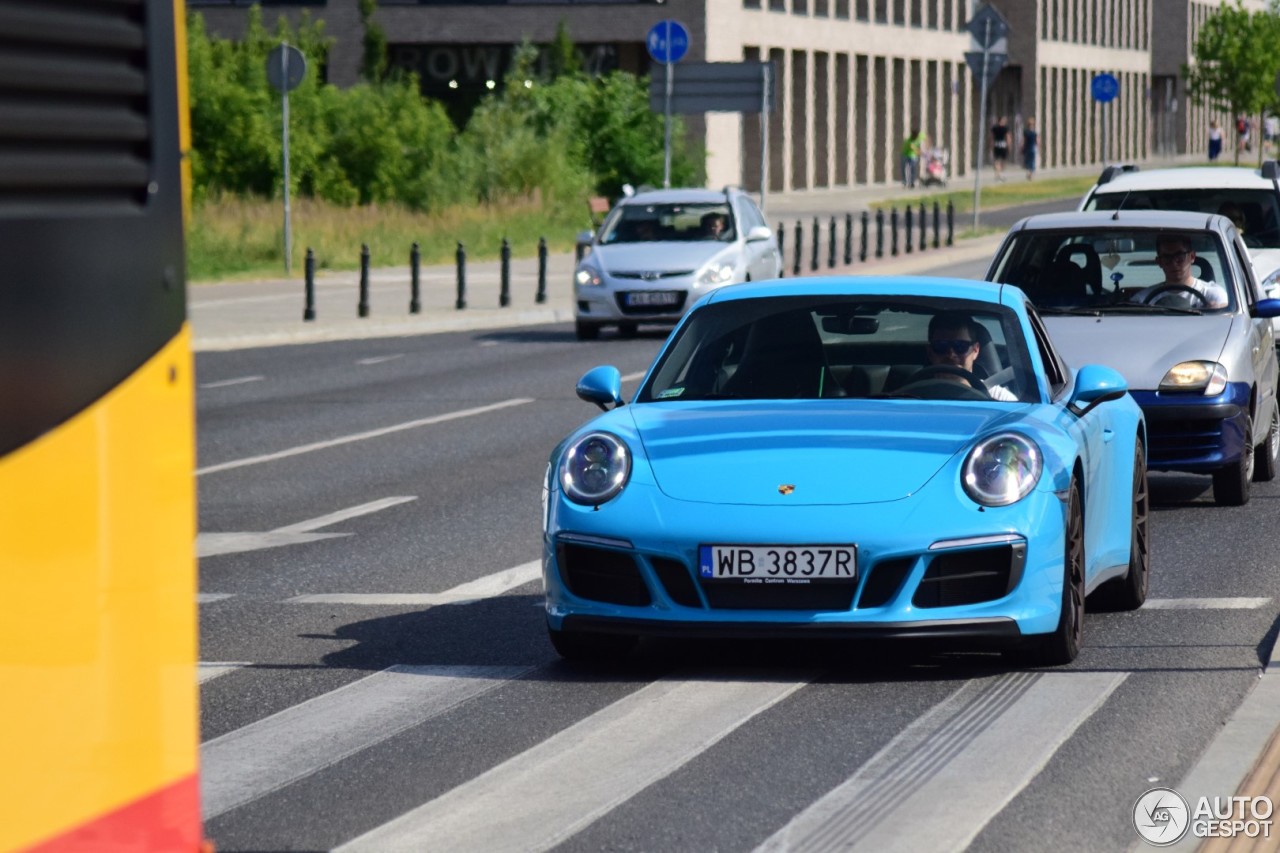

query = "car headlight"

[
  {"left": 697, "top": 261, "right": 736, "bottom": 287},
  {"left": 962, "top": 433, "right": 1042, "bottom": 507},
  {"left": 1159, "top": 361, "right": 1227, "bottom": 395},
  {"left": 575, "top": 261, "right": 604, "bottom": 287},
  {"left": 559, "top": 432, "right": 631, "bottom": 505}
]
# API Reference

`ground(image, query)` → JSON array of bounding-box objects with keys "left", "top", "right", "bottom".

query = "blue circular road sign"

[
  {"left": 1091, "top": 73, "right": 1119, "bottom": 103},
  {"left": 647, "top": 19, "right": 690, "bottom": 64}
]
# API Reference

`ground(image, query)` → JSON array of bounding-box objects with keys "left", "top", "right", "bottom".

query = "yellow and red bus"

[{"left": 0, "top": 1, "right": 203, "bottom": 850}]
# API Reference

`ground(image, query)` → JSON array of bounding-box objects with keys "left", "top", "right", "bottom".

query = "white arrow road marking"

[
  {"left": 1142, "top": 597, "right": 1271, "bottom": 610},
  {"left": 196, "top": 397, "right": 533, "bottom": 475},
  {"left": 336, "top": 672, "right": 813, "bottom": 853},
  {"left": 198, "top": 662, "right": 250, "bottom": 684},
  {"left": 201, "top": 664, "right": 533, "bottom": 820},
  {"left": 198, "top": 496, "right": 417, "bottom": 558},
  {"left": 286, "top": 560, "right": 541, "bottom": 605},
  {"left": 356, "top": 354, "right": 403, "bottom": 365},
  {"left": 199, "top": 375, "right": 264, "bottom": 389},
  {"left": 755, "top": 671, "right": 1127, "bottom": 853}
]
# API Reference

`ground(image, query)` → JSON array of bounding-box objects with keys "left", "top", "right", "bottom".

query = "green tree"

[
  {"left": 1184, "top": 0, "right": 1280, "bottom": 165},
  {"left": 547, "top": 19, "right": 583, "bottom": 80},
  {"left": 359, "top": 0, "right": 388, "bottom": 83}
]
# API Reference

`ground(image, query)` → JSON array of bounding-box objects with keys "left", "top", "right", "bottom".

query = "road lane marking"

[
  {"left": 199, "top": 375, "right": 264, "bottom": 389},
  {"left": 756, "top": 671, "right": 1127, "bottom": 853},
  {"left": 286, "top": 560, "right": 540, "bottom": 605},
  {"left": 198, "top": 497, "right": 417, "bottom": 558},
  {"left": 336, "top": 673, "right": 812, "bottom": 853},
  {"left": 356, "top": 354, "right": 403, "bottom": 365},
  {"left": 199, "top": 663, "right": 250, "bottom": 684},
  {"left": 196, "top": 397, "right": 533, "bottom": 475},
  {"left": 198, "top": 593, "right": 235, "bottom": 603},
  {"left": 621, "top": 370, "right": 646, "bottom": 382},
  {"left": 201, "top": 664, "right": 533, "bottom": 820},
  {"left": 1142, "top": 597, "right": 1271, "bottom": 610}
]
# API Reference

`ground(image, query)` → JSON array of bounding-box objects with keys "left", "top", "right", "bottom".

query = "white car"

[
  {"left": 572, "top": 187, "right": 783, "bottom": 340},
  {"left": 1249, "top": 247, "right": 1280, "bottom": 346}
]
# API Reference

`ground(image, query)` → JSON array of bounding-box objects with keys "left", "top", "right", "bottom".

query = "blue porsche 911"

[{"left": 542, "top": 277, "right": 1148, "bottom": 666}]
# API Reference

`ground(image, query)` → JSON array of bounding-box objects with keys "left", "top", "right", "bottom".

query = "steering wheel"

[
  {"left": 1140, "top": 284, "right": 1209, "bottom": 307},
  {"left": 896, "top": 365, "right": 991, "bottom": 400}
]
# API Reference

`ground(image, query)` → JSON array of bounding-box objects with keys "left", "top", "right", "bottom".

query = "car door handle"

[{"left": 1103, "top": 428, "right": 1115, "bottom": 443}]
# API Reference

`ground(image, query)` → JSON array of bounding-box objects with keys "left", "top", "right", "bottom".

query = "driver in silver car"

[
  {"left": 925, "top": 312, "right": 1018, "bottom": 401},
  {"left": 1131, "top": 233, "right": 1229, "bottom": 309}
]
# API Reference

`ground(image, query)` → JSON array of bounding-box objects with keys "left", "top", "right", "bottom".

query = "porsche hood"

[{"left": 627, "top": 401, "right": 1020, "bottom": 505}]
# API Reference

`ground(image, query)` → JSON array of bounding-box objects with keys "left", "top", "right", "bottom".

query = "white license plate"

[
  {"left": 624, "top": 290, "right": 680, "bottom": 307},
  {"left": 698, "top": 545, "right": 857, "bottom": 584}
]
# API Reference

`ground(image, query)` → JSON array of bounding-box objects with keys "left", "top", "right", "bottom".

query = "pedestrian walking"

[
  {"left": 991, "top": 116, "right": 1009, "bottom": 181},
  {"left": 1208, "top": 120, "right": 1223, "bottom": 162},
  {"left": 1021, "top": 117, "right": 1038, "bottom": 180},
  {"left": 901, "top": 128, "right": 925, "bottom": 189}
]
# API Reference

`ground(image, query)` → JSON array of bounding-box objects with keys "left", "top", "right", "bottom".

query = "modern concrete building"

[{"left": 192, "top": 0, "right": 1265, "bottom": 197}]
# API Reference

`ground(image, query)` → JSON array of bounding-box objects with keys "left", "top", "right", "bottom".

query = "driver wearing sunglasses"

[
  {"left": 923, "top": 312, "right": 1017, "bottom": 401},
  {"left": 1130, "top": 233, "right": 1228, "bottom": 309}
]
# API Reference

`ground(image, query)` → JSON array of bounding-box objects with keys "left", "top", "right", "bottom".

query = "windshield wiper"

[
  {"left": 1095, "top": 302, "right": 1203, "bottom": 315},
  {"left": 1036, "top": 306, "right": 1101, "bottom": 316}
]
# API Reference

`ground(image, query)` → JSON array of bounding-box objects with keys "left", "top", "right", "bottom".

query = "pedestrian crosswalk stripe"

[
  {"left": 1143, "top": 597, "right": 1270, "bottom": 610},
  {"left": 198, "top": 662, "right": 250, "bottom": 684},
  {"left": 755, "top": 671, "right": 1126, "bottom": 852},
  {"left": 201, "top": 664, "right": 532, "bottom": 820},
  {"left": 335, "top": 672, "right": 814, "bottom": 853},
  {"left": 285, "top": 560, "right": 541, "bottom": 605}
]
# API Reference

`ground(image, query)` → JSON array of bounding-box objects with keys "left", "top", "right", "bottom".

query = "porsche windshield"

[
  {"left": 638, "top": 296, "right": 1036, "bottom": 403},
  {"left": 989, "top": 228, "right": 1237, "bottom": 314}
]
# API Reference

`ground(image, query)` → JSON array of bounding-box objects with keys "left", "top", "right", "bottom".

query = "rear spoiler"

[{"left": 1097, "top": 164, "right": 1140, "bottom": 185}]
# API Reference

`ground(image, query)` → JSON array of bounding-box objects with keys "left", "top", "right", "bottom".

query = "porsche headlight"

[
  {"left": 575, "top": 260, "right": 603, "bottom": 287},
  {"left": 962, "top": 433, "right": 1043, "bottom": 507},
  {"left": 697, "top": 261, "right": 736, "bottom": 287},
  {"left": 1159, "top": 361, "right": 1227, "bottom": 395},
  {"left": 559, "top": 432, "right": 631, "bottom": 505}
]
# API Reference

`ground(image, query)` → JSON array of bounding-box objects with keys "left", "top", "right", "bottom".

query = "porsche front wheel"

[
  {"left": 1012, "top": 479, "right": 1084, "bottom": 666},
  {"left": 1091, "top": 441, "right": 1149, "bottom": 612}
]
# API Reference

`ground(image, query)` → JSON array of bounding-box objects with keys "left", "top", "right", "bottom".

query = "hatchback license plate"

[
  {"left": 624, "top": 290, "right": 680, "bottom": 307},
  {"left": 698, "top": 545, "right": 857, "bottom": 584}
]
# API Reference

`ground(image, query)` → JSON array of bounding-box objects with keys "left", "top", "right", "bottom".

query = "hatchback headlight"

[
  {"left": 697, "top": 261, "right": 736, "bottom": 287},
  {"left": 559, "top": 432, "right": 631, "bottom": 505},
  {"left": 962, "top": 433, "right": 1042, "bottom": 507},
  {"left": 575, "top": 261, "right": 603, "bottom": 287},
  {"left": 1159, "top": 361, "right": 1227, "bottom": 395}
]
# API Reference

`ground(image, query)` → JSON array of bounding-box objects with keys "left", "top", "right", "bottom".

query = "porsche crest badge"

[{"left": 778, "top": 484, "right": 795, "bottom": 495}]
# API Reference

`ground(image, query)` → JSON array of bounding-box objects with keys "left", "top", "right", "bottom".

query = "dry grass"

[
  {"left": 871, "top": 175, "right": 1100, "bottom": 215},
  {"left": 188, "top": 195, "right": 587, "bottom": 283}
]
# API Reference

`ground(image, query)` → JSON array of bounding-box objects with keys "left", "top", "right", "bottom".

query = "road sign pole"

[
  {"left": 282, "top": 44, "right": 292, "bottom": 275},
  {"left": 760, "top": 63, "right": 770, "bottom": 211},
  {"left": 663, "top": 21, "right": 673, "bottom": 188},
  {"left": 972, "top": 21, "right": 990, "bottom": 231},
  {"left": 1102, "top": 100, "right": 1109, "bottom": 165}
]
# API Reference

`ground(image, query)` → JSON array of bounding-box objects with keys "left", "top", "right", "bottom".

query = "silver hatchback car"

[
  {"left": 987, "top": 210, "right": 1280, "bottom": 505},
  {"left": 572, "top": 187, "right": 783, "bottom": 340}
]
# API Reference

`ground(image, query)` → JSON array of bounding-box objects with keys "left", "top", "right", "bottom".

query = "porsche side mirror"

[
  {"left": 576, "top": 365, "right": 625, "bottom": 411},
  {"left": 1068, "top": 364, "right": 1128, "bottom": 416}
]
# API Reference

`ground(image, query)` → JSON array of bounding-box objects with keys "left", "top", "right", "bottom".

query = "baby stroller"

[{"left": 920, "top": 148, "right": 949, "bottom": 187}]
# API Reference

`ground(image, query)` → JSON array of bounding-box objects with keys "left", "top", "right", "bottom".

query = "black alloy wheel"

[
  {"left": 1091, "top": 440, "right": 1149, "bottom": 611},
  {"left": 1013, "top": 479, "right": 1084, "bottom": 666}
]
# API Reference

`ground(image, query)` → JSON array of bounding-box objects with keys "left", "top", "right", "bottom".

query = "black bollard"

[
  {"left": 860, "top": 211, "right": 869, "bottom": 263},
  {"left": 499, "top": 237, "right": 511, "bottom": 307},
  {"left": 303, "top": 247, "right": 316, "bottom": 321},
  {"left": 892, "top": 207, "right": 901, "bottom": 256},
  {"left": 875, "top": 209, "right": 885, "bottom": 259},
  {"left": 844, "top": 213, "right": 853, "bottom": 265},
  {"left": 793, "top": 220, "right": 802, "bottom": 276},
  {"left": 455, "top": 241, "right": 467, "bottom": 310},
  {"left": 358, "top": 243, "right": 370, "bottom": 317},
  {"left": 409, "top": 242, "right": 421, "bottom": 314},
  {"left": 828, "top": 217, "right": 837, "bottom": 268},
  {"left": 919, "top": 201, "right": 927, "bottom": 252},
  {"left": 810, "top": 217, "right": 819, "bottom": 272},
  {"left": 904, "top": 206, "right": 914, "bottom": 254},
  {"left": 932, "top": 202, "right": 941, "bottom": 249},
  {"left": 946, "top": 200, "right": 954, "bottom": 246},
  {"left": 777, "top": 222, "right": 786, "bottom": 276},
  {"left": 536, "top": 237, "right": 548, "bottom": 303}
]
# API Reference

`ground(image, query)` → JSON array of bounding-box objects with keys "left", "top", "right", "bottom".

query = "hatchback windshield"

[
  {"left": 989, "top": 229, "right": 1236, "bottom": 314},
  {"left": 601, "top": 202, "right": 736, "bottom": 244},
  {"left": 638, "top": 295, "right": 1036, "bottom": 403},
  {"left": 1085, "top": 188, "right": 1280, "bottom": 248}
]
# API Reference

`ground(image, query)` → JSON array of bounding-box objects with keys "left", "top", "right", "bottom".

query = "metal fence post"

[
  {"left": 358, "top": 243, "right": 370, "bottom": 317},
  {"left": 918, "top": 201, "right": 927, "bottom": 252},
  {"left": 875, "top": 209, "right": 884, "bottom": 259},
  {"left": 844, "top": 213, "right": 853, "bottom": 265},
  {"left": 303, "top": 247, "right": 315, "bottom": 321},
  {"left": 499, "top": 237, "right": 511, "bottom": 307},
  {"left": 860, "top": 211, "right": 869, "bottom": 263},
  {"left": 828, "top": 216, "right": 837, "bottom": 268},
  {"left": 455, "top": 241, "right": 467, "bottom": 310},
  {"left": 810, "top": 216, "right": 819, "bottom": 272},
  {"left": 932, "top": 202, "right": 941, "bottom": 249},
  {"left": 947, "top": 200, "right": 955, "bottom": 246},
  {"left": 409, "top": 242, "right": 421, "bottom": 314},
  {"left": 891, "top": 207, "right": 900, "bottom": 256},
  {"left": 793, "top": 220, "right": 802, "bottom": 276},
  {"left": 536, "top": 237, "right": 548, "bottom": 303},
  {"left": 777, "top": 222, "right": 786, "bottom": 277},
  {"left": 904, "top": 206, "right": 913, "bottom": 254}
]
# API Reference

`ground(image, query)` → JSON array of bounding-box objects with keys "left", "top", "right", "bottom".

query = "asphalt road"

[{"left": 195, "top": 248, "right": 1280, "bottom": 851}]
